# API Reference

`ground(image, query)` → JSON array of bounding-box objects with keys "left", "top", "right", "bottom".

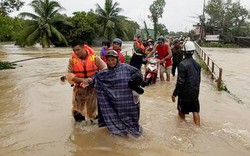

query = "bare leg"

[
  {"left": 192, "top": 112, "right": 200, "bottom": 127},
  {"left": 178, "top": 110, "right": 185, "bottom": 119},
  {"left": 160, "top": 73, "right": 164, "bottom": 81},
  {"left": 160, "top": 65, "right": 165, "bottom": 81},
  {"left": 166, "top": 73, "right": 170, "bottom": 81}
]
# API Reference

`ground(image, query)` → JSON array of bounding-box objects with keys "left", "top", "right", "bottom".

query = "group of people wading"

[{"left": 65, "top": 35, "right": 201, "bottom": 138}]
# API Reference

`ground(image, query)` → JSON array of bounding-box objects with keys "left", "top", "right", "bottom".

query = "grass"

[{"left": 0, "top": 61, "right": 16, "bottom": 70}]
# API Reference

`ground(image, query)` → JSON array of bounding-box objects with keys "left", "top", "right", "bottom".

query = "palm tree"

[
  {"left": 17, "top": 0, "right": 70, "bottom": 47},
  {"left": 95, "top": 0, "right": 124, "bottom": 41}
]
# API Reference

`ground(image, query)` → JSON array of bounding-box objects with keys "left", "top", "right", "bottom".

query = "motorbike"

[{"left": 144, "top": 57, "right": 160, "bottom": 86}]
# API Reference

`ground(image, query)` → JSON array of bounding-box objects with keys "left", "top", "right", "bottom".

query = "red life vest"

[{"left": 71, "top": 45, "right": 98, "bottom": 78}]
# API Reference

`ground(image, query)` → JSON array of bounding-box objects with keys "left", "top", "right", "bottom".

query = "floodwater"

[{"left": 0, "top": 43, "right": 250, "bottom": 156}]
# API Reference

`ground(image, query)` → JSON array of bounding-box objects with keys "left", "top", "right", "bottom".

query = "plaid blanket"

[{"left": 94, "top": 63, "right": 143, "bottom": 137}]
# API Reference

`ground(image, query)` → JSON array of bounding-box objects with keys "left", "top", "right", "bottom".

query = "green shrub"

[{"left": 0, "top": 61, "right": 16, "bottom": 70}]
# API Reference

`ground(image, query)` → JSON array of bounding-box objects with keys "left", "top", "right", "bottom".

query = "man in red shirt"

[{"left": 147, "top": 37, "right": 172, "bottom": 81}]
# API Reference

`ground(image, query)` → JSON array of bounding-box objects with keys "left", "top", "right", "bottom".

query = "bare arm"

[
  {"left": 163, "top": 46, "right": 172, "bottom": 61},
  {"left": 95, "top": 55, "right": 107, "bottom": 70}
]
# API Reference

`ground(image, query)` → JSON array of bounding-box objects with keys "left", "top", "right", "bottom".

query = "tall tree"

[
  {"left": 0, "top": 0, "right": 24, "bottom": 16},
  {"left": 148, "top": 0, "right": 166, "bottom": 40},
  {"left": 67, "top": 11, "right": 100, "bottom": 45},
  {"left": 205, "top": 0, "right": 249, "bottom": 42},
  {"left": 95, "top": 0, "right": 124, "bottom": 41},
  {"left": 0, "top": 16, "right": 24, "bottom": 41},
  {"left": 17, "top": 0, "right": 70, "bottom": 47},
  {"left": 157, "top": 23, "right": 168, "bottom": 36}
]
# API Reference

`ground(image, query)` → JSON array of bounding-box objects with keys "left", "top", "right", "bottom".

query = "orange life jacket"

[
  {"left": 71, "top": 45, "right": 98, "bottom": 78},
  {"left": 135, "top": 38, "right": 145, "bottom": 51}
]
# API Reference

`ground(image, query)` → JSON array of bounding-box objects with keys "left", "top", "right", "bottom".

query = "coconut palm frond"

[
  {"left": 95, "top": 0, "right": 123, "bottom": 40},
  {"left": 26, "top": 28, "right": 40, "bottom": 44},
  {"left": 17, "top": 0, "right": 67, "bottom": 47},
  {"left": 42, "top": 33, "right": 50, "bottom": 47},
  {"left": 44, "top": 23, "right": 52, "bottom": 37},
  {"left": 50, "top": 26, "right": 67, "bottom": 44},
  {"left": 18, "top": 12, "right": 39, "bottom": 19}
]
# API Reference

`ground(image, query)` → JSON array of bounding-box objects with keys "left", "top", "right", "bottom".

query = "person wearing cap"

[
  {"left": 112, "top": 38, "right": 125, "bottom": 63},
  {"left": 93, "top": 50, "right": 144, "bottom": 137},
  {"left": 171, "top": 41, "right": 201, "bottom": 126},
  {"left": 130, "top": 34, "right": 146, "bottom": 70},
  {"left": 65, "top": 41, "right": 107, "bottom": 122},
  {"left": 171, "top": 39, "right": 183, "bottom": 76},
  {"left": 147, "top": 37, "right": 172, "bottom": 81}
]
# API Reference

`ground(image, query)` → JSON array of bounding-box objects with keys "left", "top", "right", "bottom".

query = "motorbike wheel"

[{"left": 145, "top": 77, "right": 152, "bottom": 86}]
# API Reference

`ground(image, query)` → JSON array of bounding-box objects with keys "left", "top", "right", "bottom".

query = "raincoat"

[{"left": 93, "top": 63, "right": 143, "bottom": 137}]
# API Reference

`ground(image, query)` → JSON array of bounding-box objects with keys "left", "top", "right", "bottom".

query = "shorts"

[
  {"left": 160, "top": 64, "right": 172, "bottom": 74},
  {"left": 177, "top": 98, "right": 200, "bottom": 114}
]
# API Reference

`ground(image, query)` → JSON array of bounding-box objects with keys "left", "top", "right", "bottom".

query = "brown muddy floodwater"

[{"left": 0, "top": 43, "right": 250, "bottom": 156}]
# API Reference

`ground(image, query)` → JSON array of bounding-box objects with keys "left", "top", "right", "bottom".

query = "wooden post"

[
  {"left": 211, "top": 62, "right": 215, "bottom": 79},
  {"left": 217, "top": 68, "right": 223, "bottom": 90}
]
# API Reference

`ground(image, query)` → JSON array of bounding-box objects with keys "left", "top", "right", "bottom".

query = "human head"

[
  {"left": 147, "top": 39, "right": 153, "bottom": 45},
  {"left": 105, "top": 50, "right": 119, "bottom": 68},
  {"left": 181, "top": 41, "right": 196, "bottom": 56},
  {"left": 112, "top": 38, "right": 122, "bottom": 50},
  {"left": 173, "top": 39, "right": 181, "bottom": 48},
  {"left": 136, "top": 34, "right": 143, "bottom": 42},
  {"left": 102, "top": 40, "right": 111, "bottom": 48},
  {"left": 71, "top": 41, "right": 88, "bottom": 59},
  {"left": 157, "top": 37, "right": 165, "bottom": 47}
]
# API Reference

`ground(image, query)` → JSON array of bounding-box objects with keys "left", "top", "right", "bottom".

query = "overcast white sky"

[{"left": 10, "top": 0, "right": 250, "bottom": 32}]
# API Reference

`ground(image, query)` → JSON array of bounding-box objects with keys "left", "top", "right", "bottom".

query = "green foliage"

[
  {"left": 157, "top": 23, "right": 168, "bottom": 35},
  {"left": 0, "top": 60, "right": 16, "bottom": 70},
  {"left": 95, "top": 0, "right": 124, "bottom": 41},
  {"left": 148, "top": 0, "right": 166, "bottom": 39},
  {"left": 66, "top": 11, "right": 100, "bottom": 45},
  {"left": 122, "top": 20, "right": 140, "bottom": 41},
  {"left": 16, "top": 0, "right": 69, "bottom": 47},
  {"left": 205, "top": 0, "right": 249, "bottom": 42},
  {"left": 0, "top": 0, "right": 24, "bottom": 16},
  {"left": 0, "top": 16, "right": 25, "bottom": 42}
]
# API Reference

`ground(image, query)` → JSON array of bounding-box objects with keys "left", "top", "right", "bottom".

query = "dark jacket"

[
  {"left": 173, "top": 56, "right": 201, "bottom": 101},
  {"left": 171, "top": 46, "right": 183, "bottom": 63}
]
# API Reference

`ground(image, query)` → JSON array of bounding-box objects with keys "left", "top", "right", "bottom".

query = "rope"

[{"left": 10, "top": 56, "right": 50, "bottom": 63}]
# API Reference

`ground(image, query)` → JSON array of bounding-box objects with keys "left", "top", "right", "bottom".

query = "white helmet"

[{"left": 181, "top": 41, "right": 196, "bottom": 51}]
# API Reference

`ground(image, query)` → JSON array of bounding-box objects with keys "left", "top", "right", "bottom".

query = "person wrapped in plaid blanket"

[{"left": 93, "top": 50, "right": 144, "bottom": 137}]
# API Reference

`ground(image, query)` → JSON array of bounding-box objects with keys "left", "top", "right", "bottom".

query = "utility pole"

[{"left": 200, "top": 0, "right": 206, "bottom": 40}]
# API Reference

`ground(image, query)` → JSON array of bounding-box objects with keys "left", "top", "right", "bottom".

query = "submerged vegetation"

[{"left": 0, "top": 61, "right": 16, "bottom": 70}]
